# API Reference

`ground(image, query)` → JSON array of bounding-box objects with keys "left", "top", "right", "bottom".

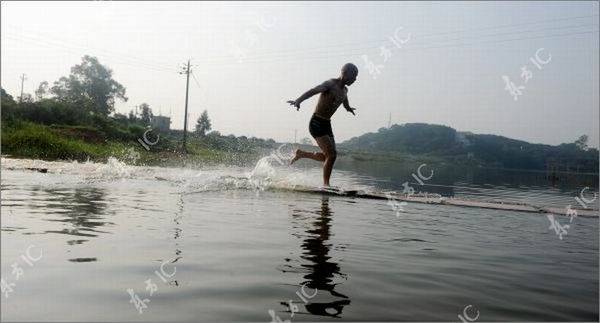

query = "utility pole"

[
  {"left": 388, "top": 112, "right": 392, "bottom": 128},
  {"left": 180, "top": 59, "right": 192, "bottom": 153},
  {"left": 19, "top": 73, "right": 27, "bottom": 103},
  {"left": 294, "top": 129, "right": 298, "bottom": 143}
]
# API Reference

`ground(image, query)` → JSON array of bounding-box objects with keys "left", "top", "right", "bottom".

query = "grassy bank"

[{"left": 0, "top": 121, "right": 273, "bottom": 167}]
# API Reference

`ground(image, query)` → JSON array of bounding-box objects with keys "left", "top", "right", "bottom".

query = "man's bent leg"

[
  {"left": 314, "top": 136, "right": 336, "bottom": 186},
  {"left": 290, "top": 149, "right": 325, "bottom": 164}
]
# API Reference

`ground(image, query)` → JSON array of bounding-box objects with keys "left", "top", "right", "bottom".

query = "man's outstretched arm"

[
  {"left": 287, "top": 80, "right": 332, "bottom": 110},
  {"left": 343, "top": 97, "right": 356, "bottom": 116}
]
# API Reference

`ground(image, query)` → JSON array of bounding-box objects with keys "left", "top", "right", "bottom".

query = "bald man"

[{"left": 287, "top": 63, "right": 358, "bottom": 187}]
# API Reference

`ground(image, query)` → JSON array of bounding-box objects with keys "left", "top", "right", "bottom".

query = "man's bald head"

[{"left": 340, "top": 63, "right": 358, "bottom": 85}]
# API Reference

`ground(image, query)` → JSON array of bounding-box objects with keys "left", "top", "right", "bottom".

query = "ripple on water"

[{"left": 0, "top": 157, "right": 598, "bottom": 321}]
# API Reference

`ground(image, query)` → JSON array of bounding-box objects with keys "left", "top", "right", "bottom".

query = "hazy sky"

[{"left": 2, "top": 1, "right": 598, "bottom": 146}]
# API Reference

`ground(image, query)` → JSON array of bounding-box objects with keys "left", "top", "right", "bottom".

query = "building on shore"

[{"left": 152, "top": 115, "right": 171, "bottom": 132}]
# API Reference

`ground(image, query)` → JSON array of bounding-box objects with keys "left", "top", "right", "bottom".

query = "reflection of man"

[{"left": 283, "top": 196, "right": 351, "bottom": 318}]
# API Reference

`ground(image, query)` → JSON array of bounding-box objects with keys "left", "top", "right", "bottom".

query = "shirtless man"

[{"left": 287, "top": 63, "right": 358, "bottom": 187}]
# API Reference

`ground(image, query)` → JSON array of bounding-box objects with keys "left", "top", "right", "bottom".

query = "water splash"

[
  {"left": 1, "top": 143, "right": 334, "bottom": 194},
  {"left": 120, "top": 147, "right": 141, "bottom": 165},
  {"left": 246, "top": 144, "right": 306, "bottom": 192},
  {"left": 93, "top": 157, "right": 131, "bottom": 179}
]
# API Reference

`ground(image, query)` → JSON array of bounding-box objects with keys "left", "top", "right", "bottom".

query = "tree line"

[
  {"left": 341, "top": 123, "right": 599, "bottom": 173},
  {"left": 2, "top": 55, "right": 217, "bottom": 138},
  {"left": 1, "top": 55, "right": 281, "bottom": 160}
]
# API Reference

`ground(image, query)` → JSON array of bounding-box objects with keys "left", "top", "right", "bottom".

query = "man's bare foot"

[
  {"left": 321, "top": 185, "right": 340, "bottom": 192},
  {"left": 290, "top": 149, "right": 301, "bottom": 165}
]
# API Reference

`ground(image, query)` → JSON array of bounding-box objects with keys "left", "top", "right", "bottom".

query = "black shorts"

[{"left": 309, "top": 114, "right": 334, "bottom": 139}]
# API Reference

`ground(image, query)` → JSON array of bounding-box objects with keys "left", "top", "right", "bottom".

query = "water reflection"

[
  {"left": 33, "top": 186, "right": 113, "bottom": 243},
  {"left": 166, "top": 193, "right": 185, "bottom": 287},
  {"left": 282, "top": 196, "right": 350, "bottom": 318},
  {"left": 336, "top": 159, "right": 599, "bottom": 209},
  {"left": 337, "top": 158, "right": 599, "bottom": 191}
]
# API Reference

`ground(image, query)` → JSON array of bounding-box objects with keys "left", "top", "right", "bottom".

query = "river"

[{"left": 1, "top": 154, "right": 598, "bottom": 321}]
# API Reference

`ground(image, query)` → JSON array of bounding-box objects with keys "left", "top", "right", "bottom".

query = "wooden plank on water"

[{"left": 276, "top": 187, "right": 599, "bottom": 217}]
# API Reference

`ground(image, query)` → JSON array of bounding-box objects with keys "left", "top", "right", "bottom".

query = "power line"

[
  {"left": 416, "top": 14, "right": 599, "bottom": 39},
  {"left": 176, "top": 14, "right": 600, "bottom": 64},
  {"left": 4, "top": 25, "right": 179, "bottom": 71},
  {"left": 5, "top": 27, "right": 597, "bottom": 89},
  {"left": 4, "top": 16, "right": 597, "bottom": 72},
  {"left": 6, "top": 14, "right": 596, "bottom": 70},
  {"left": 3, "top": 17, "right": 597, "bottom": 98},
  {"left": 147, "top": 23, "right": 598, "bottom": 67},
  {"left": 3, "top": 35, "right": 179, "bottom": 75},
  {"left": 398, "top": 29, "right": 599, "bottom": 55},
  {"left": 172, "top": 28, "right": 599, "bottom": 67},
  {"left": 2, "top": 33, "right": 179, "bottom": 74},
  {"left": 191, "top": 71, "right": 202, "bottom": 90},
  {"left": 199, "top": 22, "right": 598, "bottom": 65}
]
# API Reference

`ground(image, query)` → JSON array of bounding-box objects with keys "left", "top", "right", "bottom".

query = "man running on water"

[{"left": 287, "top": 63, "right": 358, "bottom": 188}]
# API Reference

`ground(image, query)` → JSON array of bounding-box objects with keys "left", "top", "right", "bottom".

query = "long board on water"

[
  {"left": 275, "top": 185, "right": 599, "bottom": 218},
  {"left": 282, "top": 185, "right": 384, "bottom": 198}
]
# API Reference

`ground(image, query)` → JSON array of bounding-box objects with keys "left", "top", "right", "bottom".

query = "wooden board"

[
  {"left": 288, "top": 185, "right": 361, "bottom": 197},
  {"left": 274, "top": 186, "right": 599, "bottom": 217}
]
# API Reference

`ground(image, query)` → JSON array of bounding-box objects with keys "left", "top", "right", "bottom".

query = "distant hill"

[{"left": 340, "top": 123, "right": 599, "bottom": 173}]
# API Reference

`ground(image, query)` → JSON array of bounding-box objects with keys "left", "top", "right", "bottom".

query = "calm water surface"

[{"left": 1, "top": 157, "right": 598, "bottom": 321}]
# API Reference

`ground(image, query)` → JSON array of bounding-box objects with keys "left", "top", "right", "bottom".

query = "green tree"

[
  {"left": 1, "top": 88, "right": 15, "bottom": 104},
  {"left": 574, "top": 135, "right": 589, "bottom": 151},
  {"left": 1, "top": 87, "right": 18, "bottom": 123},
  {"left": 195, "top": 110, "right": 212, "bottom": 136},
  {"left": 20, "top": 93, "right": 34, "bottom": 103},
  {"left": 35, "top": 81, "right": 49, "bottom": 100},
  {"left": 50, "top": 55, "right": 128, "bottom": 115},
  {"left": 139, "top": 103, "right": 153, "bottom": 125}
]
